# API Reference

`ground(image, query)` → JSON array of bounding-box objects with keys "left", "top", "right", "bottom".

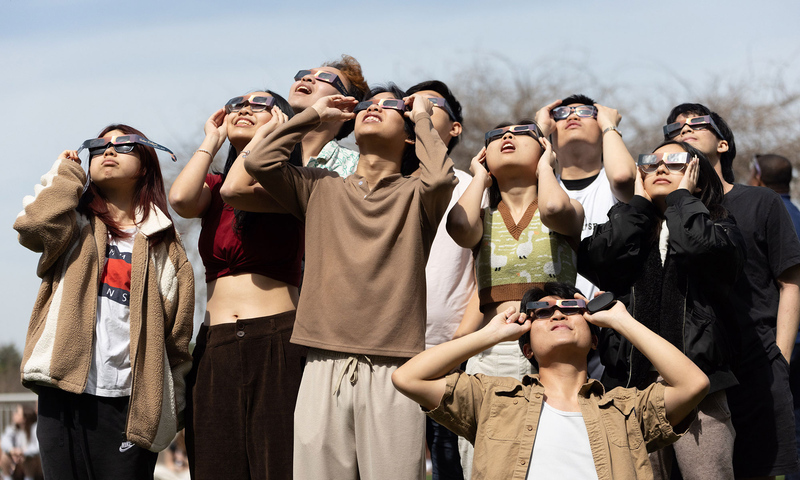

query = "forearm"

[
  {"left": 245, "top": 108, "right": 320, "bottom": 184},
  {"left": 446, "top": 177, "right": 487, "bottom": 248},
  {"left": 611, "top": 314, "right": 709, "bottom": 424},
  {"left": 169, "top": 137, "right": 218, "bottom": 218},
  {"left": 777, "top": 265, "right": 800, "bottom": 362},
  {"left": 601, "top": 132, "right": 636, "bottom": 203},
  {"left": 393, "top": 324, "right": 501, "bottom": 409},
  {"left": 220, "top": 143, "right": 286, "bottom": 213},
  {"left": 538, "top": 164, "right": 583, "bottom": 238}
]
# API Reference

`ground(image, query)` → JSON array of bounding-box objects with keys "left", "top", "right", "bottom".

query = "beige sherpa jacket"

[{"left": 13, "top": 158, "right": 194, "bottom": 452}]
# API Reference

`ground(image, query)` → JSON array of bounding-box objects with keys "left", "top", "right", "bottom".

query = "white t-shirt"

[
  {"left": 85, "top": 230, "right": 135, "bottom": 397},
  {"left": 527, "top": 402, "right": 599, "bottom": 479},
  {"left": 558, "top": 167, "right": 618, "bottom": 299},
  {"left": 425, "top": 169, "right": 488, "bottom": 348}
]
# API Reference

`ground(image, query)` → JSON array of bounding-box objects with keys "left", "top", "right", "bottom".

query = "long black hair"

[
  {"left": 216, "top": 89, "right": 301, "bottom": 233},
  {"left": 651, "top": 140, "right": 728, "bottom": 221}
]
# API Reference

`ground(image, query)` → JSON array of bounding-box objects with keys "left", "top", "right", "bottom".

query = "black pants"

[{"left": 37, "top": 387, "right": 157, "bottom": 480}]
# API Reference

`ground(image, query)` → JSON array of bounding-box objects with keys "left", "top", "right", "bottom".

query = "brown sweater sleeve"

[
  {"left": 244, "top": 108, "right": 337, "bottom": 220},
  {"left": 413, "top": 113, "right": 459, "bottom": 231},
  {"left": 14, "top": 159, "right": 86, "bottom": 277}
]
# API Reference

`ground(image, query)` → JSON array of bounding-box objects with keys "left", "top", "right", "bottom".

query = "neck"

[
  {"left": 497, "top": 174, "right": 538, "bottom": 212},
  {"left": 538, "top": 360, "right": 590, "bottom": 412},
  {"left": 709, "top": 155, "right": 734, "bottom": 193},
  {"left": 99, "top": 186, "right": 137, "bottom": 228},
  {"left": 354, "top": 138, "right": 405, "bottom": 188},
  {"left": 556, "top": 142, "right": 602, "bottom": 180},
  {"left": 302, "top": 123, "right": 340, "bottom": 165}
]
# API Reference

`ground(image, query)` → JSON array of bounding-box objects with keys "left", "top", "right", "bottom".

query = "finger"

[{"left": 545, "top": 99, "right": 562, "bottom": 110}]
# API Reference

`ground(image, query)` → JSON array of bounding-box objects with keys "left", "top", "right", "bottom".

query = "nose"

[
  {"left": 550, "top": 308, "right": 567, "bottom": 320},
  {"left": 502, "top": 132, "right": 514, "bottom": 141},
  {"left": 238, "top": 102, "right": 254, "bottom": 114},
  {"left": 103, "top": 144, "right": 116, "bottom": 157},
  {"left": 367, "top": 103, "right": 381, "bottom": 113},
  {"left": 678, "top": 123, "right": 694, "bottom": 137},
  {"left": 655, "top": 161, "right": 670, "bottom": 174},
  {"left": 566, "top": 107, "right": 580, "bottom": 120}
]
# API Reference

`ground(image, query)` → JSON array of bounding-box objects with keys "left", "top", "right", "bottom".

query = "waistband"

[{"left": 206, "top": 311, "right": 296, "bottom": 347}]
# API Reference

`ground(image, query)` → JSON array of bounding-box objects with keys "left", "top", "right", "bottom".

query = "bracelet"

[
  {"left": 602, "top": 126, "right": 622, "bottom": 138},
  {"left": 195, "top": 148, "right": 213, "bottom": 157},
  {"left": 240, "top": 150, "right": 251, "bottom": 159}
]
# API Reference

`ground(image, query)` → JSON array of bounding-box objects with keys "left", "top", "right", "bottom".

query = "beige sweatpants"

[{"left": 293, "top": 348, "right": 426, "bottom": 480}]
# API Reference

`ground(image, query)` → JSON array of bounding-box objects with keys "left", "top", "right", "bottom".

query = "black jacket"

[{"left": 578, "top": 190, "right": 744, "bottom": 393}]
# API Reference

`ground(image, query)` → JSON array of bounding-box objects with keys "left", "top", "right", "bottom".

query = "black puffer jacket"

[{"left": 578, "top": 190, "right": 744, "bottom": 393}]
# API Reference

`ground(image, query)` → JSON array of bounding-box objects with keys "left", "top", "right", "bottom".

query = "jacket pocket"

[{"left": 684, "top": 305, "right": 728, "bottom": 373}]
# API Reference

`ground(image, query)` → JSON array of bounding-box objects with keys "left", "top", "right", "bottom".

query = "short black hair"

[
  {"left": 754, "top": 154, "right": 793, "bottom": 190},
  {"left": 367, "top": 83, "right": 420, "bottom": 176},
  {"left": 518, "top": 282, "right": 597, "bottom": 369},
  {"left": 666, "top": 103, "right": 736, "bottom": 183},
  {"left": 407, "top": 80, "right": 463, "bottom": 153},
  {"left": 561, "top": 94, "right": 596, "bottom": 107}
]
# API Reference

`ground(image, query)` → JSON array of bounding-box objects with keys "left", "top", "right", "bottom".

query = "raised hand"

[
  {"left": 595, "top": 103, "right": 622, "bottom": 132},
  {"left": 469, "top": 147, "right": 492, "bottom": 188},
  {"left": 485, "top": 306, "right": 532, "bottom": 343},
  {"left": 536, "top": 136, "right": 557, "bottom": 176},
  {"left": 535, "top": 99, "right": 561, "bottom": 137},
  {"left": 678, "top": 156, "right": 700, "bottom": 193},
  {"left": 634, "top": 167, "right": 652, "bottom": 202},
  {"left": 254, "top": 107, "right": 290, "bottom": 142},
  {"left": 204, "top": 108, "right": 228, "bottom": 153},
  {"left": 583, "top": 294, "right": 632, "bottom": 330},
  {"left": 311, "top": 95, "right": 358, "bottom": 123},
  {"left": 403, "top": 94, "right": 435, "bottom": 124},
  {"left": 59, "top": 149, "right": 80, "bottom": 164}
]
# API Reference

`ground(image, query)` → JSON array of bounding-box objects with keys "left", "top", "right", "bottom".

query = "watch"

[{"left": 602, "top": 126, "right": 622, "bottom": 138}]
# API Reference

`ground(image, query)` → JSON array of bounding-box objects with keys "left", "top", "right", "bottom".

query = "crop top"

[
  {"left": 476, "top": 201, "right": 576, "bottom": 307},
  {"left": 197, "top": 174, "right": 304, "bottom": 286}
]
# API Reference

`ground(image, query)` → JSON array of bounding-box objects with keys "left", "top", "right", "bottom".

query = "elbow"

[
  {"left": 218, "top": 183, "right": 238, "bottom": 204},
  {"left": 391, "top": 368, "right": 410, "bottom": 396},
  {"left": 538, "top": 198, "right": 568, "bottom": 218},
  {"left": 690, "top": 373, "right": 711, "bottom": 407},
  {"left": 168, "top": 191, "right": 195, "bottom": 218}
]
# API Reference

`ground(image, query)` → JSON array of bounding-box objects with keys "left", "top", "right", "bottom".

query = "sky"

[{"left": 2, "top": 0, "right": 799, "bottom": 352}]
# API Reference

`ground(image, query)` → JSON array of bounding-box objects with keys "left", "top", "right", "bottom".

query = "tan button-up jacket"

[{"left": 428, "top": 372, "right": 690, "bottom": 479}]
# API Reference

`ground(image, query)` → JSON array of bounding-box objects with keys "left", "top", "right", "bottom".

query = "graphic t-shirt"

[{"left": 85, "top": 230, "right": 135, "bottom": 397}]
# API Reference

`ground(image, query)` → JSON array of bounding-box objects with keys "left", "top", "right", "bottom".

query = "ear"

[
  {"left": 716, "top": 139, "right": 729, "bottom": 154},
  {"left": 449, "top": 121, "right": 463, "bottom": 140},
  {"left": 522, "top": 342, "right": 534, "bottom": 359}
]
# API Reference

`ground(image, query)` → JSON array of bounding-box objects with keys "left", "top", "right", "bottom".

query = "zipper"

[
  {"left": 124, "top": 237, "right": 148, "bottom": 438},
  {"left": 626, "top": 286, "right": 635, "bottom": 388}
]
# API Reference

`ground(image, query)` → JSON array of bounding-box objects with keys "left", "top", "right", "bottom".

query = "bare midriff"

[{"left": 205, "top": 272, "right": 299, "bottom": 326}]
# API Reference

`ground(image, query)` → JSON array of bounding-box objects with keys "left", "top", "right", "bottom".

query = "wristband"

[
  {"left": 602, "top": 126, "right": 622, "bottom": 138},
  {"left": 195, "top": 149, "right": 213, "bottom": 157}
]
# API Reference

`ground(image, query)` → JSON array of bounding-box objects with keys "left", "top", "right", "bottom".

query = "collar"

[
  {"left": 503, "top": 374, "right": 606, "bottom": 398},
  {"left": 135, "top": 205, "right": 173, "bottom": 237},
  {"left": 309, "top": 140, "right": 341, "bottom": 165}
]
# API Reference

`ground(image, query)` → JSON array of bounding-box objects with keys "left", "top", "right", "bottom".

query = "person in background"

[
  {"left": 0, "top": 404, "right": 42, "bottom": 480},
  {"left": 749, "top": 153, "right": 800, "bottom": 480},
  {"left": 287, "top": 55, "right": 369, "bottom": 176},
  {"left": 665, "top": 103, "right": 800, "bottom": 478}
]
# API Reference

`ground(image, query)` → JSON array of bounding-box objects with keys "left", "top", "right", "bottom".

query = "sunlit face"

[
  {"left": 354, "top": 92, "right": 408, "bottom": 142},
  {"left": 89, "top": 129, "right": 142, "bottom": 192},
  {"left": 484, "top": 129, "right": 542, "bottom": 176},
  {"left": 226, "top": 91, "right": 275, "bottom": 145},
  {"left": 413, "top": 90, "right": 460, "bottom": 147},
  {"left": 526, "top": 295, "right": 594, "bottom": 362},
  {"left": 552, "top": 103, "right": 601, "bottom": 149},
  {"left": 642, "top": 143, "right": 688, "bottom": 201},
  {"left": 673, "top": 113, "right": 728, "bottom": 160},
  {"left": 288, "top": 66, "right": 350, "bottom": 112}
]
